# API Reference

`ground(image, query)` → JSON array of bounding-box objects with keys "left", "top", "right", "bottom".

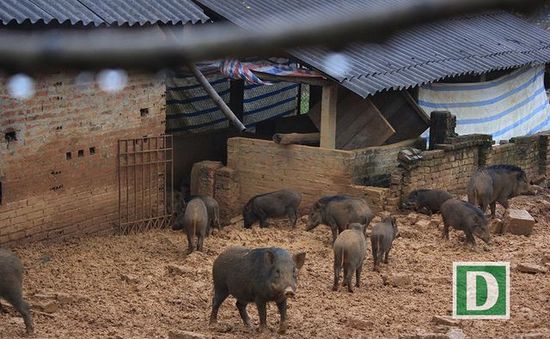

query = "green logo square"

[{"left": 453, "top": 262, "right": 510, "bottom": 319}]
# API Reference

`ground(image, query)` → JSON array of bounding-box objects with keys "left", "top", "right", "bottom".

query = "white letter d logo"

[{"left": 466, "top": 271, "right": 499, "bottom": 311}]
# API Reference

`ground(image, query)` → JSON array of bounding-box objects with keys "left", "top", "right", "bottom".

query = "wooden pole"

[
  {"left": 320, "top": 85, "right": 337, "bottom": 149},
  {"left": 187, "top": 62, "right": 246, "bottom": 132}
]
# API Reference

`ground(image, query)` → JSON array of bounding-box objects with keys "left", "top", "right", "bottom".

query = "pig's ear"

[
  {"left": 293, "top": 252, "right": 306, "bottom": 270},
  {"left": 265, "top": 250, "right": 275, "bottom": 265}
]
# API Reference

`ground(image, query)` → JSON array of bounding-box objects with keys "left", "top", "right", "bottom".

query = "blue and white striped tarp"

[
  {"left": 419, "top": 66, "right": 550, "bottom": 141},
  {"left": 166, "top": 74, "right": 298, "bottom": 134}
]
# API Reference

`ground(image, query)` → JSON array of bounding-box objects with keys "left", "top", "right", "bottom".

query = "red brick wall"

[{"left": 0, "top": 71, "right": 165, "bottom": 245}]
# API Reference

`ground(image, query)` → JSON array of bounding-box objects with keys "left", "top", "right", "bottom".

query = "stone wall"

[{"left": 0, "top": 70, "right": 165, "bottom": 245}]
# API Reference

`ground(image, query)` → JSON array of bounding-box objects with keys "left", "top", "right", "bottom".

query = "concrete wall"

[{"left": 0, "top": 70, "right": 165, "bottom": 245}]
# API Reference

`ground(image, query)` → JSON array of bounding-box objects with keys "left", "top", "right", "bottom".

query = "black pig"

[
  {"left": 242, "top": 189, "right": 302, "bottom": 229},
  {"left": 401, "top": 189, "right": 452, "bottom": 215},
  {"left": 468, "top": 164, "right": 532, "bottom": 218},
  {"left": 440, "top": 199, "right": 490, "bottom": 246},
  {"left": 371, "top": 216, "right": 399, "bottom": 271},
  {"left": 306, "top": 195, "right": 373, "bottom": 244},
  {"left": 209, "top": 246, "right": 306, "bottom": 334},
  {"left": 0, "top": 248, "right": 33, "bottom": 335},
  {"left": 333, "top": 223, "right": 367, "bottom": 292},
  {"left": 172, "top": 197, "right": 208, "bottom": 253}
]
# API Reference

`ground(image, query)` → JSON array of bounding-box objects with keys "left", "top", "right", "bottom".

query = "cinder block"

[{"left": 505, "top": 209, "right": 535, "bottom": 236}]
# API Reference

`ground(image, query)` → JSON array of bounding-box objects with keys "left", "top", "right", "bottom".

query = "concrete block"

[{"left": 506, "top": 209, "right": 535, "bottom": 236}]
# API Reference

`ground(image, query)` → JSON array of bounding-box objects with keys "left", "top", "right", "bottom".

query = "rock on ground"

[{"left": 517, "top": 263, "right": 548, "bottom": 274}]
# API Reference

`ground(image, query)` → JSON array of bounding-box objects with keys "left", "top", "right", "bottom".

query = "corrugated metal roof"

[
  {"left": 196, "top": 0, "right": 550, "bottom": 97},
  {"left": 0, "top": 0, "right": 209, "bottom": 26}
]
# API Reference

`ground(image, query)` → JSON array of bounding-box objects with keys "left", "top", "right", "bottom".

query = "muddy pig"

[
  {"left": 306, "top": 195, "right": 374, "bottom": 244},
  {"left": 242, "top": 189, "right": 302, "bottom": 228},
  {"left": 209, "top": 246, "right": 306, "bottom": 334},
  {"left": 333, "top": 223, "right": 367, "bottom": 293},
  {"left": 186, "top": 195, "right": 221, "bottom": 235},
  {"left": 468, "top": 164, "right": 532, "bottom": 218},
  {"left": 172, "top": 197, "right": 208, "bottom": 254},
  {"left": 440, "top": 199, "right": 490, "bottom": 246},
  {"left": 401, "top": 189, "right": 453, "bottom": 215},
  {"left": 371, "top": 216, "right": 399, "bottom": 271},
  {"left": 0, "top": 248, "right": 33, "bottom": 335}
]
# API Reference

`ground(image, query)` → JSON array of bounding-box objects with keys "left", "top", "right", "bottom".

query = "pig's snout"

[{"left": 284, "top": 287, "right": 296, "bottom": 298}]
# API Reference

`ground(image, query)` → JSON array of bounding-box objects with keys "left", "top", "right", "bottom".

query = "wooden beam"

[
  {"left": 187, "top": 62, "right": 246, "bottom": 132},
  {"left": 272, "top": 132, "right": 320, "bottom": 145},
  {"left": 320, "top": 85, "right": 338, "bottom": 149}
]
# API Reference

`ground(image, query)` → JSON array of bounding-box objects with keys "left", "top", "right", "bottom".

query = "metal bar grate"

[{"left": 117, "top": 135, "right": 174, "bottom": 234}]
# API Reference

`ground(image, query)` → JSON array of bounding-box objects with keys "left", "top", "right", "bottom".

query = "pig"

[
  {"left": 371, "top": 216, "right": 399, "bottom": 271},
  {"left": 242, "top": 189, "right": 302, "bottom": 229},
  {"left": 401, "top": 189, "right": 453, "bottom": 215},
  {"left": 440, "top": 198, "right": 490, "bottom": 246},
  {"left": 0, "top": 248, "right": 33, "bottom": 335},
  {"left": 332, "top": 223, "right": 367, "bottom": 293},
  {"left": 306, "top": 195, "right": 374, "bottom": 244},
  {"left": 185, "top": 195, "right": 221, "bottom": 235},
  {"left": 172, "top": 197, "right": 208, "bottom": 254},
  {"left": 468, "top": 164, "right": 532, "bottom": 218},
  {"left": 209, "top": 246, "right": 306, "bottom": 334}
]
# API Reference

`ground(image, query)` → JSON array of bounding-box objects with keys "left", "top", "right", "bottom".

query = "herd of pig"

[{"left": 0, "top": 163, "right": 534, "bottom": 335}]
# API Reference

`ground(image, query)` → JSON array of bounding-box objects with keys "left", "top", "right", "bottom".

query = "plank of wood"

[
  {"left": 308, "top": 88, "right": 395, "bottom": 149},
  {"left": 272, "top": 132, "right": 320, "bottom": 145},
  {"left": 370, "top": 90, "right": 429, "bottom": 144}
]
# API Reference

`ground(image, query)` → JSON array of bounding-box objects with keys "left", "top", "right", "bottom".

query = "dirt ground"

[{"left": 1, "top": 192, "right": 550, "bottom": 339}]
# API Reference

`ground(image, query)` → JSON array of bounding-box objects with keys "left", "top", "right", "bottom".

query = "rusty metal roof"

[
  {"left": 196, "top": 0, "right": 550, "bottom": 97},
  {"left": 0, "top": 0, "right": 209, "bottom": 26}
]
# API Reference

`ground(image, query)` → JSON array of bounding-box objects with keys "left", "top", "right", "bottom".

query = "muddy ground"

[{"left": 1, "top": 193, "right": 550, "bottom": 339}]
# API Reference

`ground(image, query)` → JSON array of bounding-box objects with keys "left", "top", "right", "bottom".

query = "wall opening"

[
  {"left": 78, "top": 149, "right": 84, "bottom": 157},
  {"left": 66, "top": 152, "right": 72, "bottom": 160},
  {"left": 140, "top": 108, "right": 150, "bottom": 117},
  {"left": 89, "top": 147, "right": 96, "bottom": 155},
  {"left": 4, "top": 129, "right": 16, "bottom": 142}
]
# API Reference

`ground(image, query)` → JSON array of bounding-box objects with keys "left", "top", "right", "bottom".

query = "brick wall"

[
  {"left": 191, "top": 137, "right": 420, "bottom": 220},
  {"left": 390, "top": 133, "right": 550, "bottom": 208},
  {"left": 0, "top": 70, "right": 165, "bottom": 245}
]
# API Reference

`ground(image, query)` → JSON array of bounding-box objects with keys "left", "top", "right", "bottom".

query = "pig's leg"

[
  {"left": 256, "top": 300, "right": 268, "bottom": 332},
  {"left": 236, "top": 300, "right": 251, "bottom": 327},
  {"left": 287, "top": 208, "right": 298, "bottom": 228},
  {"left": 5, "top": 294, "right": 33, "bottom": 335},
  {"left": 197, "top": 234, "right": 204, "bottom": 252},
  {"left": 276, "top": 299, "right": 288, "bottom": 334},
  {"left": 332, "top": 253, "right": 341, "bottom": 291},
  {"left": 257, "top": 210, "right": 268, "bottom": 228},
  {"left": 498, "top": 199, "right": 509, "bottom": 216},
  {"left": 384, "top": 249, "right": 390, "bottom": 264},
  {"left": 330, "top": 224, "right": 338, "bottom": 244},
  {"left": 186, "top": 231, "right": 194, "bottom": 254},
  {"left": 345, "top": 265, "right": 354, "bottom": 293},
  {"left": 209, "top": 289, "right": 229, "bottom": 324},
  {"left": 355, "top": 265, "right": 362, "bottom": 288},
  {"left": 442, "top": 223, "right": 450, "bottom": 240},
  {"left": 465, "top": 231, "right": 476, "bottom": 247},
  {"left": 489, "top": 202, "right": 496, "bottom": 219}
]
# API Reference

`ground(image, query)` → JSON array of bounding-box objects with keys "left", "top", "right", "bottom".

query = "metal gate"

[{"left": 117, "top": 135, "right": 174, "bottom": 234}]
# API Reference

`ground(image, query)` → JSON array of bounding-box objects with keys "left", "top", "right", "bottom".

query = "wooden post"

[{"left": 320, "top": 85, "right": 337, "bottom": 149}]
